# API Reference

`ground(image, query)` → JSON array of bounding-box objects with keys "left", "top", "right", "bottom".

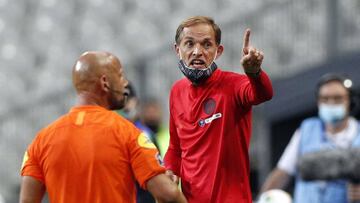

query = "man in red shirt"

[
  {"left": 20, "top": 51, "right": 187, "bottom": 203},
  {"left": 164, "top": 16, "right": 273, "bottom": 203}
]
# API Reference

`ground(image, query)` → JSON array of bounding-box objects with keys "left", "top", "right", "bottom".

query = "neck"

[
  {"left": 76, "top": 91, "right": 109, "bottom": 109},
  {"left": 326, "top": 117, "right": 349, "bottom": 134}
]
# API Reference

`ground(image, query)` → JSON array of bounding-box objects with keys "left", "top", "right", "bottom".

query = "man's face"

[
  {"left": 175, "top": 23, "right": 223, "bottom": 69},
  {"left": 318, "top": 81, "right": 350, "bottom": 111},
  {"left": 108, "top": 64, "right": 129, "bottom": 110}
]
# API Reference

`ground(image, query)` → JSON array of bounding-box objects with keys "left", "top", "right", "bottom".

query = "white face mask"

[{"left": 318, "top": 103, "right": 347, "bottom": 125}]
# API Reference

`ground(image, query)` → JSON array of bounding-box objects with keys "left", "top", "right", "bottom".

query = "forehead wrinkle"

[
  {"left": 180, "top": 25, "right": 215, "bottom": 43},
  {"left": 183, "top": 35, "right": 212, "bottom": 40},
  {"left": 183, "top": 31, "right": 213, "bottom": 39}
]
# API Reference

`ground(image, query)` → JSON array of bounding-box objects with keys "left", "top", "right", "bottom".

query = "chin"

[
  {"left": 110, "top": 104, "right": 125, "bottom": 111},
  {"left": 109, "top": 98, "right": 126, "bottom": 110}
]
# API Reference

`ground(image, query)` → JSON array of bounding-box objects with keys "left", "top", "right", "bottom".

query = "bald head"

[
  {"left": 72, "top": 51, "right": 129, "bottom": 110},
  {"left": 72, "top": 51, "right": 121, "bottom": 92}
]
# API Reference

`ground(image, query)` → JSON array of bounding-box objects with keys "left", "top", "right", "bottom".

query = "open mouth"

[
  {"left": 123, "top": 88, "right": 130, "bottom": 97},
  {"left": 190, "top": 59, "right": 206, "bottom": 69}
]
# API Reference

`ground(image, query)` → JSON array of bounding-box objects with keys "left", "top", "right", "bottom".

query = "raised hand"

[{"left": 240, "top": 29, "right": 263, "bottom": 74}]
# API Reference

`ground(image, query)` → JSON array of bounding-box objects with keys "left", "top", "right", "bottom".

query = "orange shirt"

[{"left": 21, "top": 106, "right": 165, "bottom": 203}]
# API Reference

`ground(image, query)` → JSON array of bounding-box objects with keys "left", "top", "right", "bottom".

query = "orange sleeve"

[
  {"left": 21, "top": 134, "right": 45, "bottom": 183},
  {"left": 127, "top": 126, "right": 166, "bottom": 189}
]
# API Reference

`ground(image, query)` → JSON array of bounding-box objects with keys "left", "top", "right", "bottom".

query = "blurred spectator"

[
  {"left": 140, "top": 98, "right": 170, "bottom": 157},
  {"left": 119, "top": 83, "right": 158, "bottom": 203},
  {"left": 120, "top": 85, "right": 171, "bottom": 202},
  {"left": 140, "top": 98, "right": 162, "bottom": 134},
  {"left": 260, "top": 73, "right": 360, "bottom": 203},
  {"left": 120, "top": 83, "right": 160, "bottom": 151}
]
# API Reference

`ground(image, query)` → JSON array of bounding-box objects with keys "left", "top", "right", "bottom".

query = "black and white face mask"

[{"left": 178, "top": 51, "right": 218, "bottom": 85}]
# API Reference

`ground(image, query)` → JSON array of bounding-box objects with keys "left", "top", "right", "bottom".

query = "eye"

[
  {"left": 184, "top": 40, "right": 194, "bottom": 47},
  {"left": 203, "top": 41, "right": 212, "bottom": 49}
]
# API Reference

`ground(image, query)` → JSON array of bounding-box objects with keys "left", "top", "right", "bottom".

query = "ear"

[
  {"left": 100, "top": 75, "right": 110, "bottom": 92},
  {"left": 215, "top": 45, "right": 224, "bottom": 60},
  {"left": 174, "top": 43, "right": 180, "bottom": 58}
]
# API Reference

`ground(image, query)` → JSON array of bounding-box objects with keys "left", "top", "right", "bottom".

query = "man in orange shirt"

[{"left": 20, "top": 51, "right": 187, "bottom": 203}]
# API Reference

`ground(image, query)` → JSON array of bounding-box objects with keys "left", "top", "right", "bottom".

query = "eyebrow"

[
  {"left": 182, "top": 36, "right": 214, "bottom": 42},
  {"left": 319, "top": 94, "right": 348, "bottom": 97},
  {"left": 182, "top": 36, "right": 194, "bottom": 41}
]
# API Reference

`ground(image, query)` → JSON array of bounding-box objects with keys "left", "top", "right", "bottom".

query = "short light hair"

[{"left": 175, "top": 16, "right": 221, "bottom": 45}]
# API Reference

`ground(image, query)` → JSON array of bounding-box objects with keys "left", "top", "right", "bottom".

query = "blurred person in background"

[
  {"left": 260, "top": 73, "right": 360, "bottom": 203},
  {"left": 140, "top": 98, "right": 162, "bottom": 134},
  {"left": 19, "top": 51, "right": 187, "bottom": 203},
  {"left": 120, "top": 84, "right": 170, "bottom": 157},
  {"left": 140, "top": 98, "right": 170, "bottom": 157},
  {"left": 164, "top": 16, "right": 273, "bottom": 203},
  {"left": 119, "top": 83, "right": 158, "bottom": 203},
  {"left": 120, "top": 83, "right": 155, "bottom": 144}
]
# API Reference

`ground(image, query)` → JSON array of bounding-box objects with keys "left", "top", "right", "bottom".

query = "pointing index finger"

[{"left": 242, "top": 28, "right": 251, "bottom": 53}]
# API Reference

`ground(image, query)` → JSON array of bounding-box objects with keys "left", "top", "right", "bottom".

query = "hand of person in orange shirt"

[
  {"left": 147, "top": 173, "right": 187, "bottom": 203},
  {"left": 165, "top": 170, "right": 179, "bottom": 185}
]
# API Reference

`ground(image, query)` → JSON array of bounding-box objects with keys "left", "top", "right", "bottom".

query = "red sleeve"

[
  {"left": 164, "top": 99, "right": 182, "bottom": 176},
  {"left": 128, "top": 126, "right": 166, "bottom": 189},
  {"left": 21, "top": 134, "right": 45, "bottom": 183},
  {"left": 236, "top": 69, "right": 273, "bottom": 107}
]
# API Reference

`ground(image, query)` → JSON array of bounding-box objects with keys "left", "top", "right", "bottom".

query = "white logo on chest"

[{"left": 198, "top": 113, "right": 222, "bottom": 127}]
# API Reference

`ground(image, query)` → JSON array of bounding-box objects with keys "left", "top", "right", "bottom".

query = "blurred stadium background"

[{"left": 0, "top": 0, "right": 359, "bottom": 202}]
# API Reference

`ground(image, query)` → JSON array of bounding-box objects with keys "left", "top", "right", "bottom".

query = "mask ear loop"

[
  {"left": 179, "top": 51, "right": 183, "bottom": 60},
  {"left": 209, "top": 49, "right": 218, "bottom": 67},
  {"left": 213, "top": 49, "right": 218, "bottom": 61},
  {"left": 178, "top": 51, "right": 192, "bottom": 69}
]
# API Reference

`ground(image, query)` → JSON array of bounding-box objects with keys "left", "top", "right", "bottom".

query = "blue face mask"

[{"left": 318, "top": 103, "right": 347, "bottom": 125}]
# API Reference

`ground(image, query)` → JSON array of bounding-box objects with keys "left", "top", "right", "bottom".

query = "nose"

[
  {"left": 192, "top": 44, "right": 203, "bottom": 56},
  {"left": 124, "top": 78, "right": 129, "bottom": 87}
]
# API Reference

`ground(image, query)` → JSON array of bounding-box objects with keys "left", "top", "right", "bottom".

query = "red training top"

[{"left": 165, "top": 69, "right": 273, "bottom": 203}]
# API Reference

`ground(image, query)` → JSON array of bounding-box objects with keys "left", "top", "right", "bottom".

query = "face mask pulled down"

[
  {"left": 178, "top": 51, "right": 218, "bottom": 85},
  {"left": 318, "top": 103, "right": 347, "bottom": 125}
]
